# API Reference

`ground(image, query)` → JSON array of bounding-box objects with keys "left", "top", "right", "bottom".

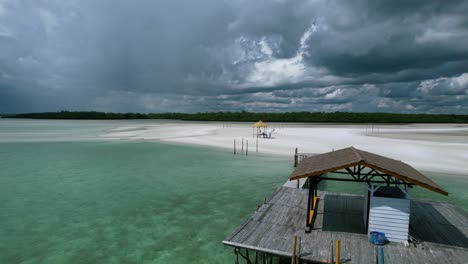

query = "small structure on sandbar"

[
  {"left": 223, "top": 147, "right": 468, "bottom": 263},
  {"left": 252, "top": 120, "right": 273, "bottom": 138}
]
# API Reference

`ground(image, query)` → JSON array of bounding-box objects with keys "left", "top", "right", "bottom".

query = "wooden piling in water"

[
  {"left": 242, "top": 138, "right": 244, "bottom": 153},
  {"left": 256, "top": 138, "right": 258, "bottom": 152},
  {"left": 294, "top": 148, "right": 298, "bottom": 167},
  {"left": 246, "top": 140, "right": 248, "bottom": 156},
  {"left": 234, "top": 139, "right": 236, "bottom": 155}
]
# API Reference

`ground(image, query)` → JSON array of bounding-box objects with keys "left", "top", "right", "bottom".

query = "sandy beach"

[{"left": 98, "top": 121, "right": 468, "bottom": 175}]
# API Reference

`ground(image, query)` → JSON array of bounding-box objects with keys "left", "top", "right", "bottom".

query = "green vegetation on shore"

[
  {"left": 2, "top": 111, "right": 468, "bottom": 123},
  {"left": 2, "top": 111, "right": 149, "bottom": 120}
]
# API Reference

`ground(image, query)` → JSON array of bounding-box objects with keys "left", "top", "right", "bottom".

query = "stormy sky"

[{"left": 1, "top": 0, "right": 468, "bottom": 113}]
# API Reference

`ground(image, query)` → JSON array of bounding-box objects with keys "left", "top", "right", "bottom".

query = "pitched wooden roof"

[
  {"left": 252, "top": 120, "right": 269, "bottom": 127},
  {"left": 289, "top": 147, "right": 448, "bottom": 196}
]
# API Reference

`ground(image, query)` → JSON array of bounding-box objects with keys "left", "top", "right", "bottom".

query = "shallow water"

[
  {"left": 1, "top": 119, "right": 467, "bottom": 263},
  {"left": 0, "top": 141, "right": 292, "bottom": 263}
]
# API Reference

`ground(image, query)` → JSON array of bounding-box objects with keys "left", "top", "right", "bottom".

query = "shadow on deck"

[
  {"left": 410, "top": 200, "right": 468, "bottom": 248},
  {"left": 321, "top": 194, "right": 365, "bottom": 234}
]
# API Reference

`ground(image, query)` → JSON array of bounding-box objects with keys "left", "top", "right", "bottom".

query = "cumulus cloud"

[
  {"left": 236, "top": 23, "right": 317, "bottom": 87},
  {"left": 0, "top": 0, "right": 467, "bottom": 113}
]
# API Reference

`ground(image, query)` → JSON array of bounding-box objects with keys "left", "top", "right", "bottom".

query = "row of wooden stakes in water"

[{"left": 233, "top": 138, "right": 259, "bottom": 155}]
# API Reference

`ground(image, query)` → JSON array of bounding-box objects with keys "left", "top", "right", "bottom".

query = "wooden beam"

[
  {"left": 289, "top": 161, "right": 448, "bottom": 196},
  {"left": 319, "top": 177, "right": 408, "bottom": 185},
  {"left": 330, "top": 170, "right": 391, "bottom": 178},
  {"left": 289, "top": 161, "right": 363, "bottom": 181},
  {"left": 345, "top": 167, "right": 357, "bottom": 181}
]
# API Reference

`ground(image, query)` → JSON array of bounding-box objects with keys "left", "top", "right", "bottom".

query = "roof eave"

[{"left": 289, "top": 161, "right": 449, "bottom": 196}]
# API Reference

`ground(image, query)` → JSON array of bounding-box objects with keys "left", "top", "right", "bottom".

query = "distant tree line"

[
  {"left": 2, "top": 110, "right": 468, "bottom": 123},
  {"left": 1, "top": 111, "right": 150, "bottom": 120}
]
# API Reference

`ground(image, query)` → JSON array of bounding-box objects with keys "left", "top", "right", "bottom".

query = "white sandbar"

[{"left": 100, "top": 121, "right": 468, "bottom": 175}]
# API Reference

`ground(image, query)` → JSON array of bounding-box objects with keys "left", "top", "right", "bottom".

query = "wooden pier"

[
  {"left": 294, "top": 148, "right": 315, "bottom": 167},
  {"left": 223, "top": 186, "right": 468, "bottom": 263}
]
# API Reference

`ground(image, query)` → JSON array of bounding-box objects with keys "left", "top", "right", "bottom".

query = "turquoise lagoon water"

[
  {"left": 0, "top": 141, "right": 291, "bottom": 263},
  {"left": 1, "top": 119, "right": 467, "bottom": 263}
]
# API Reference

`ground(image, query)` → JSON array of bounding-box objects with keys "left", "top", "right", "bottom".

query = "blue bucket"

[{"left": 369, "top": 231, "right": 387, "bottom": 245}]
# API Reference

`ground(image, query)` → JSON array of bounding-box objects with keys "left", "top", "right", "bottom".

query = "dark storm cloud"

[
  {"left": 0, "top": 0, "right": 467, "bottom": 113},
  {"left": 309, "top": 1, "right": 468, "bottom": 68}
]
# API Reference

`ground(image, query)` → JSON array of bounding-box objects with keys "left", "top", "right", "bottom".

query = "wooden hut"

[
  {"left": 252, "top": 120, "right": 269, "bottom": 138},
  {"left": 289, "top": 147, "right": 448, "bottom": 242}
]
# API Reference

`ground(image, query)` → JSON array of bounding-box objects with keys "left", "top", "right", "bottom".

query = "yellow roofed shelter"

[{"left": 252, "top": 120, "right": 269, "bottom": 138}]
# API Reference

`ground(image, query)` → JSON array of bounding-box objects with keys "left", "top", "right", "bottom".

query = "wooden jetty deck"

[
  {"left": 223, "top": 186, "right": 468, "bottom": 263},
  {"left": 283, "top": 178, "right": 307, "bottom": 189}
]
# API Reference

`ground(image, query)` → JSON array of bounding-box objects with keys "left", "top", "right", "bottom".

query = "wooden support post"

[
  {"left": 335, "top": 240, "right": 341, "bottom": 264},
  {"left": 297, "top": 236, "right": 301, "bottom": 263},
  {"left": 234, "top": 139, "right": 236, "bottom": 155},
  {"left": 305, "top": 177, "right": 312, "bottom": 233},
  {"left": 366, "top": 190, "right": 371, "bottom": 234},
  {"left": 242, "top": 138, "right": 244, "bottom": 153},
  {"left": 294, "top": 147, "right": 298, "bottom": 167},
  {"left": 256, "top": 138, "right": 258, "bottom": 152},
  {"left": 291, "top": 235, "right": 297, "bottom": 264},
  {"left": 312, "top": 178, "right": 317, "bottom": 207},
  {"left": 375, "top": 247, "right": 379, "bottom": 264},
  {"left": 315, "top": 180, "right": 318, "bottom": 197},
  {"left": 246, "top": 140, "right": 248, "bottom": 156}
]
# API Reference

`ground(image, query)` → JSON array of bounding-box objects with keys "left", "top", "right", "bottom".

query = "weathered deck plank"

[{"left": 223, "top": 186, "right": 468, "bottom": 263}]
